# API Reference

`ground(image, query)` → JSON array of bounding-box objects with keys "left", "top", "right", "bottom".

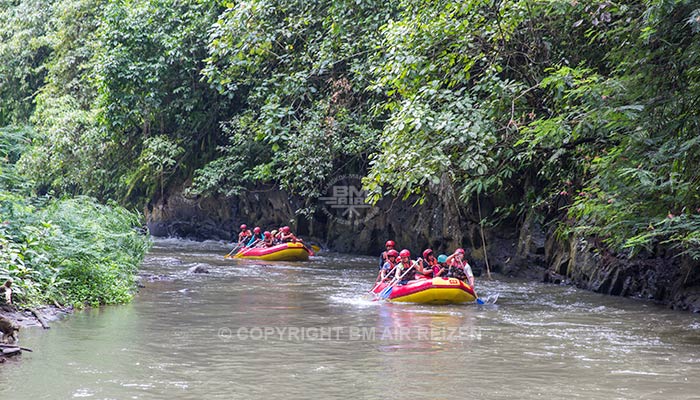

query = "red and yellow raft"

[
  {"left": 372, "top": 277, "right": 477, "bottom": 304},
  {"left": 230, "top": 242, "right": 312, "bottom": 261}
]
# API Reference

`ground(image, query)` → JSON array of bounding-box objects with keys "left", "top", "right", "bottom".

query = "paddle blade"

[
  {"left": 486, "top": 293, "right": 499, "bottom": 304},
  {"left": 379, "top": 286, "right": 393, "bottom": 299},
  {"left": 476, "top": 294, "right": 499, "bottom": 305}
]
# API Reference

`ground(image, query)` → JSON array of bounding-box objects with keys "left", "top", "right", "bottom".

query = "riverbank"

[
  {"left": 0, "top": 304, "right": 71, "bottom": 362},
  {"left": 0, "top": 304, "right": 71, "bottom": 329}
]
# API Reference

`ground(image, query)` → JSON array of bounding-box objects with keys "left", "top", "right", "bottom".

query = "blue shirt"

[{"left": 247, "top": 233, "right": 264, "bottom": 246}]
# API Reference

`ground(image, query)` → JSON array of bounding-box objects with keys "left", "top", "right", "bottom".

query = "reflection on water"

[{"left": 1, "top": 238, "right": 699, "bottom": 399}]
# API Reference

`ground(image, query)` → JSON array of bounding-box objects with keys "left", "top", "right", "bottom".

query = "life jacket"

[
  {"left": 446, "top": 260, "right": 466, "bottom": 280},
  {"left": 397, "top": 261, "right": 416, "bottom": 283},
  {"left": 449, "top": 267, "right": 467, "bottom": 280},
  {"left": 281, "top": 233, "right": 298, "bottom": 242},
  {"left": 239, "top": 230, "right": 252, "bottom": 242},
  {"left": 421, "top": 258, "right": 438, "bottom": 278},
  {"left": 381, "top": 260, "right": 395, "bottom": 280}
]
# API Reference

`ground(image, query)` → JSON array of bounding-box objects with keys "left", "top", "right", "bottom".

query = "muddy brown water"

[{"left": 1, "top": 238, "right": 699, "bottom": 399}]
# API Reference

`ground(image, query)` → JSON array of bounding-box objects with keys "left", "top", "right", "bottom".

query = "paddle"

[
  {"left": 370, "top": 264, "right": 398, "bottom": 294},
  {"left": 227, "top": 236, "right": 264, "bottom": 257},
  {"left": 231, "top": 240, "right": 263, "bottom": 257},
  {"left": 460, "top": 265, "right": 498, "bottom": 304},
  {"left": 378, "top": 261, "right": 417, "bottom": 300},
  {"left": 300, "top": 241, "right": 315, "bottom": 256},
  {"left": 224, "top": 242, "right": 244, "bottom": 258},
  {"left": 476, "top": 293, "right": 499, "bottom": 305},
  {"left": 473, "top": 287, "right": 499, "bottom": 304}
]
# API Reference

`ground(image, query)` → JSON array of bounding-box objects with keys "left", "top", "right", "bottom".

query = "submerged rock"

[
  {"left": 138, "top": 273, "right": 174, "bottom": 282},
  {"left": 187, "top": 265, "right": 210, "bottom": 274}
]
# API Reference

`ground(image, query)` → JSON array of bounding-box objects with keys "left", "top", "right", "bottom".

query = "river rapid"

[{"left": 1, "top": 238, "right": 699, "bottom": 399}]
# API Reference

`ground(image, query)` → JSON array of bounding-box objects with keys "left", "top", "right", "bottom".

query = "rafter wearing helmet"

[
  {"left": 246, "top": 226, "right": 265, "bottom": 247},
  {"left": 417, "top": 248, "right": 438, "bottom": 278},
  {"left": 434, "top": 254, "right": 450, "bottom": 278},
  {"left": 262, "top": 231, "right": 274, "bottom": 247},
  {"left": 395, "top": 249, "right": 418, "bottom": 285},
  {"left": 279, "top": 226, "right": 300, "bottom": 243},
  {"left": 378, "top": 240, "right": 396, "bottom": 270},
  {"left": 237, "top": 224, "right": 252, "bottom": 245},
  {"left": 379, "top": 249, "right": 399, "bottom": 281},
  {"left": 446, "top": 248, "right": 475, "bottom": 287}
]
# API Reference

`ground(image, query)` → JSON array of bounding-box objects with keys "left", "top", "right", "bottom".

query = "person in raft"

[
  {"left": 279, "top": 226, "right": 301, "bottom": 242},
  {"left": 270, "top": 229, "right": 280, "bottom": 244},
  {"left": 395, "top": 249, "right": 418, "bottom": 285},
  {"left": 417, "top": 248, "right": 438, "bottom": 278},
  {"left": 446, "top": 248, "right": 475, "bottom": 287},
  {"left": 262, "top": 231, "right": 275, "bottom": 247},
  {"left": 434, "top": 254, "right": 449, "bottom": 277},
  {"left": 238, "top": 224, "right": 252, "bottom": 245},
  {"left": 246, "top": 227, "right": 265, "bottom": 247},
  {"left": 378, "top": 240, "right": 396, "bottom": 270},
  {"left": 380, "top": 249, "right": 399, "bottom": 281},
  {"left": 273, "top": 229, "right": 285, "bottom": 243}
]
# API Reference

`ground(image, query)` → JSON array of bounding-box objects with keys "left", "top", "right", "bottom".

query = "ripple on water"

[
  {"left": 610, "top": 370, "right": 662, "bottom": 376},
  {"left": 72, "top": 388, "right": 96, "bottom": 398},
  {"left": 329, "top": 294, "right": 379, "bottom": 308}
]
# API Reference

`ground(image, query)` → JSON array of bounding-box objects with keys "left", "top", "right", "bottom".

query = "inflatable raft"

[
  {"left": 372, "top": 277, "right": 477, "bottom": 304},
  {"left": 230, "top": 242, "right": 311, "bottom": 261}
]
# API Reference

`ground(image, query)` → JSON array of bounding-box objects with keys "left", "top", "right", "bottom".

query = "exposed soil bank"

[{"left": 145, "top": 188, "right": 700, "bottom": 312}]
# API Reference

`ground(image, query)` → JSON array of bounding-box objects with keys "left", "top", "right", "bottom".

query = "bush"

[{"left": 0, "top": 194, "right": 150, "bottom": 307}]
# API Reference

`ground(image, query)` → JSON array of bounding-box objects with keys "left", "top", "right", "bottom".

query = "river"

[{"left": 1, "top": 238, "right": 699, "bottom": 399}]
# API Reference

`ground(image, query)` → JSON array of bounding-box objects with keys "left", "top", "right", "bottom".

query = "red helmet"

[
  {"left": 282, "top": 226, "right": 290, "bottom": 233},
  {"left": 385, "top": 240, "right": 395, "bottom": 248},
  {"left": 399, "top": 249, "right": 411, "bottom": 258},
  {"left": 387, "top": 249, "right": 399, "bottom": 257},
  {"left": 422, "top": 249, "right": 433, "bottom": 259},
  {"left": 264, "top": 231, "right": 271, "bottom": 237},
  {"left": 254, "top": 227, "right": 261, "bottom": 234},
  {"left": 240, "top": 224, "right": 247, "bottom": 230},
  {"left": 455, "top": 248, "right": 465, "bottom": 255}
]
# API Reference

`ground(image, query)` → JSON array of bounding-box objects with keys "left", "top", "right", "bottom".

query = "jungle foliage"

[
  {"left": 0, "top": 127, "right": 150, "bottom": 307},
  {"left": 1, "top": 0, "right": 699, "bottom": 261}
]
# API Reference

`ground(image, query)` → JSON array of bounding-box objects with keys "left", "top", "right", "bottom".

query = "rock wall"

[
  {"left": 542, "top": 234, "right": 700, "bottom": 312},
  {"left": 464, "top": 207, "right": 700, "bottom": 312},
  {"left": 144, "top": 185, "right": 516, "bottom": 264}
]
